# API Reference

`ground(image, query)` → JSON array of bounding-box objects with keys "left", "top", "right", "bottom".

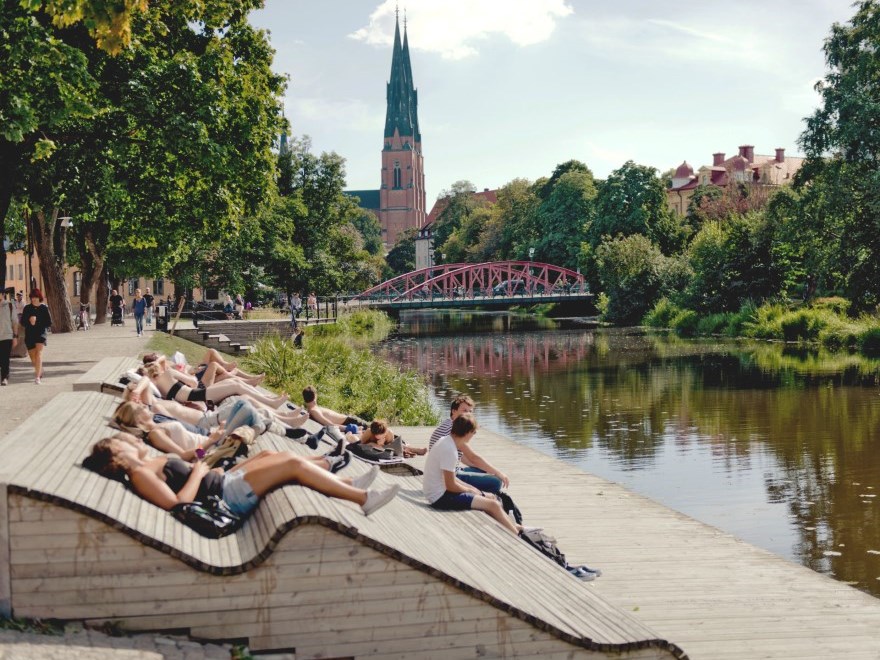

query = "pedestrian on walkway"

[
  {"left": 21, "top": 289, "right": 51, "bottom": 385},
  {"left": 144, "top": 287, "right": 154, "bottom": 325},
  {"left": 0, "top": 288, "right": 18, "bottom": 386},
  {"left": 132, "top": 288, "right": 147, "bottom": 337},
  {"left": 289, "top": 292, "right": 302, "bottom": 330}
]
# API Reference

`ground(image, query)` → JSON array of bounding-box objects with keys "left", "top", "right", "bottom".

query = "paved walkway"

[{"left": 0, "top": 322, "right": 246, "bottom": 658}]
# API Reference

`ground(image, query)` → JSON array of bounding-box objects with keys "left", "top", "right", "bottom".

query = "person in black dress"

[{"left": 21, "top": 288, "right": 52, "bottom": 384}]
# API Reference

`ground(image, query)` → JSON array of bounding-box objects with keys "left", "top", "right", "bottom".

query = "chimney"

[
  {"left": 484, "top": 188, "right": 489, "bottom": 192},
  {"left": 713, "top": 152, "right": 725, "bottom": 166},
  {"left": 738, "top": 145, "right": 755, "bottom": 162},
  {"left": 775, "top": 148, "right": 785, "bottom": 162}
]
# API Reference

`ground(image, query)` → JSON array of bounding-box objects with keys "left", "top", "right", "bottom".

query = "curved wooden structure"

[
  {"left": 355, "top": 261, "right": 587, "bottom": 303},
  {"left": 0, "top": 391, "right": 684, "bottom": 659}
]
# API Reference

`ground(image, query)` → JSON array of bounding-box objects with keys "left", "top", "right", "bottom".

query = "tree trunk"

[
  {"left": 0, "top": 142, "right": 21, "bottom": 292},
  {"left": 78, "top": 227, "right": 107, "bottom": 323},
  {"left": 95, "top": 269, "right": 109, "bottom": 325},
  {"left": 30, "top": 208, "right": 74, "bottom": 333}
]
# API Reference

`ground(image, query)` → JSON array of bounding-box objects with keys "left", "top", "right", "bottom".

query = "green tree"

[
  {"left": 385, "top": 228, "right": 416, "bottom": 276},
  {"left": 350, "top": 209, "right": 383, "bottom": 256},
  {"left": 432, "top": 180, "right": 477, "bottom": 262},
  {"left": 595, "top": 233, "right": 670, "bottom": 324},
  {"left": 797, "top": 0, "right": 880, "bottom": 311},
  {"left": 589, "top": 161, "right": 685, "bottom": 255},
  {"left": 532, "top": 168, "right": 597, "bottom": 268},
  {"left": 684, "top": 213, "right": 779, "bottom": 313}
]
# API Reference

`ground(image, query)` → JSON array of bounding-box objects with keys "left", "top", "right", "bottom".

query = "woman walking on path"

[
  {"left": 132, "top": 288, "right": 147, "bottom": 337},
  {"left": 0, "top": 288, "right": 18, "bottom": 386},
  {"left": 21, "top": 289, "right": 51, "bottom": 384}
]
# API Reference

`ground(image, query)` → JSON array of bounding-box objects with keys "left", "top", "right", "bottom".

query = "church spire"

[{"left": 384, "top": 9, "right": 420, "bottom": 142}]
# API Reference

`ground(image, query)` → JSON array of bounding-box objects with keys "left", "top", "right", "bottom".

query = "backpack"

[
  {"left": 497, "top": 491, "right": 523, "bottom": 525},
  {"left": 518, "top": 528, "right": 568, "bottom": 569}
]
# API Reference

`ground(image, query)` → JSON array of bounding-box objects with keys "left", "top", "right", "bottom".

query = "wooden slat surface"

[
  {"left": 71, "top": 356, "right": 141, "bottom": 392},
  {"left": 0, "top": 391, "right": 682, "bottom": 658},
  {"left": 397, "top": 425, "right": 880, "bottom": 660}
]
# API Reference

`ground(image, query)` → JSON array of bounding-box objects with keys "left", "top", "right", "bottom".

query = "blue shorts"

[
  {"left": 430, "top": 491, "right": 475, "bottom": 511},
  {"left": 222, "top": 470, "right": 259, "bottom": 517}
]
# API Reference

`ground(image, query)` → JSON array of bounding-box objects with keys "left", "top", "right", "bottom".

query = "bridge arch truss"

[{"left": 354, "top": 261, "right": 586, "bottom": 302}]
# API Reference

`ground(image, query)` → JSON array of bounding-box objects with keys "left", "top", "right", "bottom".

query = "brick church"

[{"left": 346, "top": 13, "right": 426, "bottom": 248}]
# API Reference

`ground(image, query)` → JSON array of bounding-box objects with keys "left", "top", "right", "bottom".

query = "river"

[{"left": 377, "top": 310, "right": 880, "bottom": 598}]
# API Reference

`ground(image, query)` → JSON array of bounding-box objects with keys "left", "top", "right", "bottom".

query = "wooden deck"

[
  {"left": 398, "top": 427, "right": 880, "bottom": 660},
  {"left": 71, "top": 356, "right": 141, "bottom": 394},
  {"left": 0, "top": 392, "right": 683, "bottom": 659}
]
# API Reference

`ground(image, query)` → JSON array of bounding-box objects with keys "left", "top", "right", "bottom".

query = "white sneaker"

[
  {"left": 362, "top": 484, "right": 400, "bottom": 516},
  {"left": 352, "top": 466, "right": 379, "bottom": 490},
  {"left": 1, "top": 378, "right": 7, "bottom": 386},
  {"left": 34, "top": 377, "right": 41, "bottom": 385}
]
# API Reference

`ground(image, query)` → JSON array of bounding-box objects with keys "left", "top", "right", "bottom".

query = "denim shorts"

[
  {"left": 430, "top": 491, "right": 475, "bottom": 511},
  {"left": 222, "top": 470, "right": 259, "bottom": 517}
]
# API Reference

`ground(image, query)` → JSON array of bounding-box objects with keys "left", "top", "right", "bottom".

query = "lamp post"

[{"left": 528, "top": 247, "right": 535, "bottom": 294}]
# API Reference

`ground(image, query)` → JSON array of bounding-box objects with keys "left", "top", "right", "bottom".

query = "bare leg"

[
  {"left": 199, "top": 361, "right": 223, "bottom": 387},
  {"left": 201, "top": 348, "right": 235, "bottom": 371},
  {"left": 472, "top": 495, "right": 521, "bottom": 535},
  {"left": 28, "top": 344, "right": 44, "bottom": 378},
  {"left": 242, "top": 453, "right": 367, "bottom": 505},
  {"left": 203, "top": 381, "right": 287, "bottom": 408}
]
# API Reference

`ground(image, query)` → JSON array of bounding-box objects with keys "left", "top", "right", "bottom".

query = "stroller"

[{"left": 110, "top": 303, "right": 125, "bottom": 326}]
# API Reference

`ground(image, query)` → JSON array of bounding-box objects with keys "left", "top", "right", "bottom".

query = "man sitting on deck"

[
  {"left": 429, "top": 395, "right": 509, "bottom": 495},
  {"left": 424, "top": 413, "right": 520, "bottom": 534}
]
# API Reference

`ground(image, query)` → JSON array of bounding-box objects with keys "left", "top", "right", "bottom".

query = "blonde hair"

[{"left": 114, "top": 401, "right": 148, "bottom": 434}]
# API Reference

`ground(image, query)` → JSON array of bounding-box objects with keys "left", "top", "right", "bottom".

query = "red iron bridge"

[{"left": 349, "top": 261, "right": 595, "bottom": 312}]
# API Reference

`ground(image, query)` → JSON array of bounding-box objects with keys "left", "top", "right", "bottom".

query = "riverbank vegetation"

[
  {"left": 243, "top": 310, "right": 438, "bottom": 426},
  {"left": 645, "top": 298, "right": 880, "bottom": 354}
]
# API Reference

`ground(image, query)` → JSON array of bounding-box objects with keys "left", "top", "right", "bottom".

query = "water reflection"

[{"left": 378, "top": 312, "right": 880, "bottom": 598}]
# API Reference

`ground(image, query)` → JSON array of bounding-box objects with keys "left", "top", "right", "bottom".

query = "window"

[
  {"left": 393, "top": 161, "right": 402, "bottom": 189},
  {"left": 153, "top": 278, "right": 164, "bottom": 296},
  {"left": 18, "top": 264, "right": 23, "bottom": 280},
  {"left": 6, "top": 265, "right": 11, "bottom": 281},
  {"left": 73, "top": 271, "right": 82, "bottom": 296},
  {"left": 128, "top": 278, "right": 138, "bottom": 295}
]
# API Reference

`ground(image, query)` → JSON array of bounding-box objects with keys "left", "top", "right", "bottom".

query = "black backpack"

[{"left": 518, "top": 528, "right": 568, "bottom": 569}]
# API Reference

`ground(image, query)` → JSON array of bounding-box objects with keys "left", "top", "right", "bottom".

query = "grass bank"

[
  {"left": 146, "top": 332, "right": 237, "bottom": 366},
  {"left": 242, "top": 310, "right": 438, "bottom": 426},
  {"left": 644, "top": 297, "right": 880, "bottom": 355}
]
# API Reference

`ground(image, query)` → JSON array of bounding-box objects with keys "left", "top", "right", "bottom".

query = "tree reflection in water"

[{"left": 378, "top": 314, "right": 880, "bottom": 597}]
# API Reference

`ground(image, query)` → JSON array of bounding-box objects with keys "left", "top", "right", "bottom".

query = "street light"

[{"left": 59, "top": 216, "right": 73, "bottom": 228}]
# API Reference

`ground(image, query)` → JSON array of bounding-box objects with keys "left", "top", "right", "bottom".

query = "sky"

[{"left": 248, "top": 0, "right": 855, "bottom": 205}]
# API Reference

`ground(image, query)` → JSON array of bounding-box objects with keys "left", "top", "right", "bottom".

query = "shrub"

[
  {"left": 671, "top": 309, "right": 699, "bottom": 336},
  {"left": 643, "top": 298, "right": 681, "bottom": 328},
  {"left": 696, "top": 313, "right": 730, "bottom": 335},
  {"left": 858, "top": 326, "right": 880, "bottom": 356},
  {"left": 810, "top": 297, "right": 851, "bottom": 315},
  {"left": 243, "top": 314, "right": 438, "bottom": 426}
]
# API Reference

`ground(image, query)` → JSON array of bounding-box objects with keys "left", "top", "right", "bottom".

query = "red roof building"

[{"left": 667, "top": 145, "right": 804, "bottom": 216}]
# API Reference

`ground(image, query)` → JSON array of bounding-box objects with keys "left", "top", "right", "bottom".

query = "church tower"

[{"left": 379, "top": 12, "right": 426, "bottom": 246}]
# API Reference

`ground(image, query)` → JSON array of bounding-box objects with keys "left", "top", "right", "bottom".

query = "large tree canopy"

[{"left": 796, "top": 0, "right": 880, "bottom": 310}]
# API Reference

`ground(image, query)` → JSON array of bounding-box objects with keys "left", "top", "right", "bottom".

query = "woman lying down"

[{"left": 83, "top": 433, "right": 400, "bottom": 518}]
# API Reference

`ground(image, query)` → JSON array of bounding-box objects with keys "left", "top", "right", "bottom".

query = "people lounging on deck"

[
  {"left": 83, "top": 437, "right": 400, "bottom": 517},
  {"left": 145, "top": 356, "right": 287, "bottom": 410},
  {"left": 301, "top": 386, "right": 368, "bottom": 427}
]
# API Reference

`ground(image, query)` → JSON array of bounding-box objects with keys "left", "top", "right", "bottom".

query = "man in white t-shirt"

[
  {"left": 428, "top": 395, "right": 509, "bottom": 494},
  {"left": 423, "top": 413, "right": 520, "bottom": 535}
]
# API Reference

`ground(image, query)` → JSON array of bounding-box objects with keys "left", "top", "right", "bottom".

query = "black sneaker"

[{"left": 326, "top": 437, "right": 346, "bottom": 457}]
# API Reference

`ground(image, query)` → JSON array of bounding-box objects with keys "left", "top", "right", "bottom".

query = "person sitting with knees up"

[
  {"left": 429, "top": 395, "right": 508, "bottom": 495},
  {"left": 423, "top": 413, "right": 520, "bottom": 535}
]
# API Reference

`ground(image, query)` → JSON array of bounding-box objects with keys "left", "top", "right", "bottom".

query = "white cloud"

[
  {"left": 289, "top": 97, "right": 383, "bottom": 133},
  {"left": 350, "top": 0, "right": 574, "bottom": 60},
  {"left": 581, "top": 15, "right": 773, "bottom": 72}
]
